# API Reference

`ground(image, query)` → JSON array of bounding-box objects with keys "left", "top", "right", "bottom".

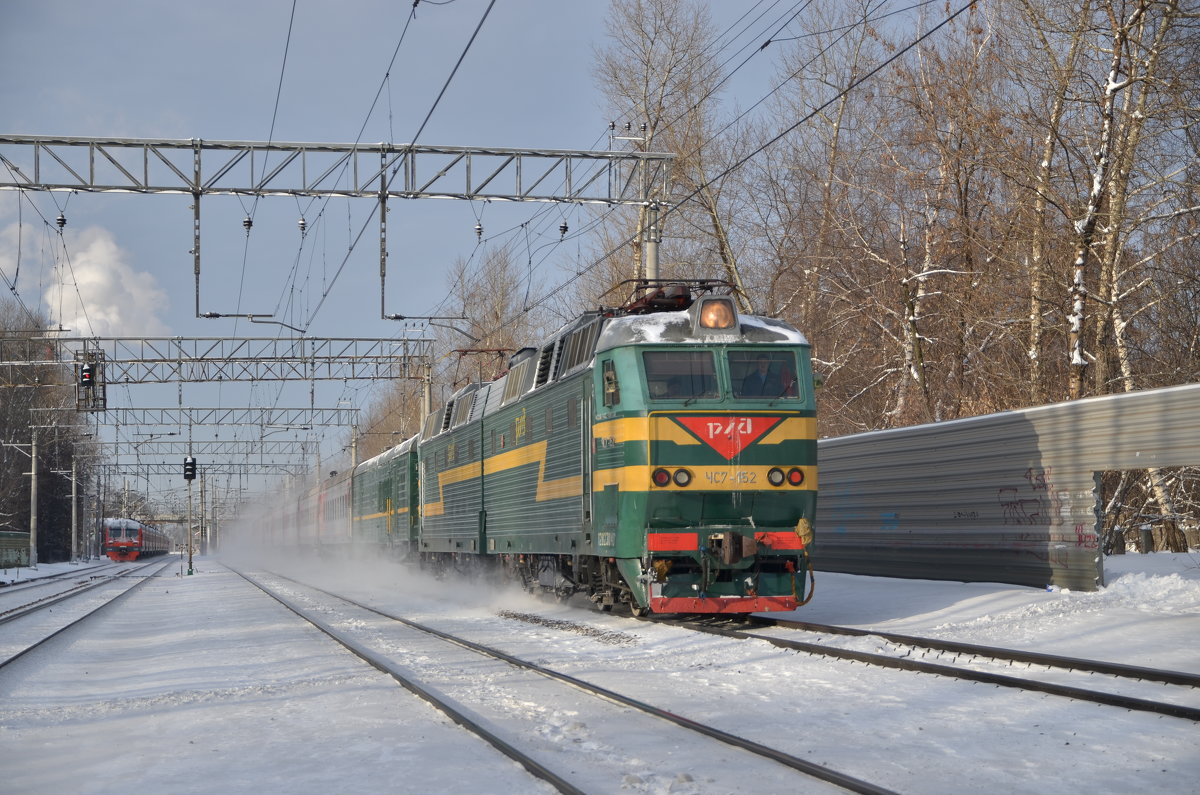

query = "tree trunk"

[
  {"left": 1067, "top": 0, "right": 1148, "bottom": 400},
  {"left": 1018, "top": 0, "right": 1092, "bottom": 405}
]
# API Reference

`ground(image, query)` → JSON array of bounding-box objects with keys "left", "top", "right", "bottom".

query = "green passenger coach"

[{"left": 351, "top": 436, "right": 419, "bottom": 551}]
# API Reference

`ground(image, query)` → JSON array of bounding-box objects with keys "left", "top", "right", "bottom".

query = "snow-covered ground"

[{"left": 1, "top": 550, "right": 1197, "bottom": 794}]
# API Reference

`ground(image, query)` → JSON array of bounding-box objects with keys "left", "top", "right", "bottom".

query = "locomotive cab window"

[
  {"left": 730, "top": 350, "right": 800, "bottom": 399},
  {"left": 644, "top": 351, "right": 718, "bottom": 400},
  {"left": 602, "top": 359, "right": 620, "bottom": 407}
]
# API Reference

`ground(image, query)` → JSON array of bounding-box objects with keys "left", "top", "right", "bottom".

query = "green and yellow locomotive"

[{"left": 346, "top": 281, "right": 816, "bottom": 614}]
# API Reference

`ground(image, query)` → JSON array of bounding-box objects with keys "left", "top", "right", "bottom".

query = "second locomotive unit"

[{"left": 273, "top": 281, "right": 818, "bottom": 615}]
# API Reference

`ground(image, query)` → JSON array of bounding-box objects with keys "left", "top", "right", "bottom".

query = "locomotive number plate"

[{"left": 704, "top": 470, "right": 757, "bottom": 485}]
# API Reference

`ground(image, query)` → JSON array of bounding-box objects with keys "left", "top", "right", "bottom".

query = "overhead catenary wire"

[
  {"left": 413, "top": 125, "right": 622, "bottom": 326},
  {"left": 660, "top": 1, "right": 978, "bottom": 239},
  {"left": 50, "top": 3, "right": 966, "bottom": 491},
  {"left": 248, "top": 0, "right": 431, "bottom": 474},
  {"left": 267, "top": 1, "right": 425, "bottom": 333},
  {"left": 231, "top": 0, "right": 301, "bottom": 335},
  {"left": 429, "top": 0, "right": 863, "bottom": 331},
  {"left": 289, "top": 0, "right": 498, "bottom": 335},
  {"left": 408, "top": 0, "right": 496, "bottom": 146},
  {"left": 0, "top": 190, "right": 44, "bottom": 327},
  {"left": 0, "top": 187, "right": 97, "bottom": 336},
  {"left": 244, "top": 1, "right": 427, "bottom": 471},
  {"left": 475, "top": 0, "right": 980, "bottom": 339},
  {"left": 693, "top": 0, "right": 944, "bottom": 158},
  {"left": 55, "top": 238, "right": 97, "bottom": 339},
  {"left": 415, "top": 2, "right": 800, "bottom": 324}
]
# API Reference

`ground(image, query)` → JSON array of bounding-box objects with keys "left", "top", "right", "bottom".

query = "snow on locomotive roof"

[{"left": 595, "top": 309, "right": 809, "bottom": 351}]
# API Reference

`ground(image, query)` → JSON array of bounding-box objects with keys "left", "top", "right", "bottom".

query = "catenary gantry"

[
  {"left": 33, "top": 406, "right": 358, "bottom": 428},
  {"left": 0, "top": 336, "right": 432, "bottom": 387},
  {"left": 0, "top": 135, "right": 672, "bottom": 203}
]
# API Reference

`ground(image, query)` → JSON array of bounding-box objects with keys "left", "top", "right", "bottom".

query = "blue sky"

[
  {"left": 1, "top": 1, "right": 625, "bottom": 341},
  {"left": 0, "top": 0, "right": 841, "bottom": 501}
]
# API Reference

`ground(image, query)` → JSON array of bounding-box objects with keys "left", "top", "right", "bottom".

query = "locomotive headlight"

[
  {"left": 652, "top": 468, "right": 672, "bottom": 487},
  {"left": 787, "top": 467, "right": 805, "bottom": 486},
  {"left": 699, "top": 298, "right": 736, "bottom": 329},
  {"left": 672, "top": 468, "right": 692, "bottom": 487},
  {"left": 767, "top": 467, "right": 786, "bottom": 486}
]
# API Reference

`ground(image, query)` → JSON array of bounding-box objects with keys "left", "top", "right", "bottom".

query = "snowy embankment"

[{"left": 0, "top": 550, "right": 1196, "bottom": 794}]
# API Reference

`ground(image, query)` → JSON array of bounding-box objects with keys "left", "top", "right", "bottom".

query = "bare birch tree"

[{"left": 593, "top": 0, "right": 750, "bottom": 306}]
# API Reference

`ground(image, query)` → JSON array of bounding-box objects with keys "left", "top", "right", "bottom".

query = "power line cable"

[
  {"left": 513, "top": 0, "right": 941, "bottom": 313},
  {"left": 488, "top": 0, "right": 979, "bottom": 332},
  {"left": 0, "top": 191, "right": 44, "bottom": 326},
  {"left": 296, "top": 0, "right": 497, "bottom": 333},
  {"left": 664, "top": 0, "right": 974, "bottom": 235},
  {"left": 228, "top": 0, "right": 301, "bottom": 339},
  {"left": 353, "top": 6, "right": 420, "bottom": 148},
  {"left": 55, "top": 239, "right": 96, "bottom": 338},
  {"left": 409, "top": 0, "right": 496, "bottom": 145},
  {"left": 268, "top": 3, "right": 422, "bottom": 333},
  {"left": 380, "top": 0, "right": 498, "bottom": 321},
  {"left": 414, "top": 127, "right": 619, "bottom": 323}
]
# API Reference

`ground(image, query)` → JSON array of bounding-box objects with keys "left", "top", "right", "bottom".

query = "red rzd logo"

[{"left": 673, "top": 416, "right": 781, "bottom": 460}]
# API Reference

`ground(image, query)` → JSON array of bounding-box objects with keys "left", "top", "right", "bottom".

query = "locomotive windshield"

[
  {"left": 644, "top": 351, "right": 718, "bottom": 400},
  {"left": 730, "top": 350, "right": 800, "bottom": 399},
  {"left": 643, "top": 349, "right": 802, "bottom": 400}
]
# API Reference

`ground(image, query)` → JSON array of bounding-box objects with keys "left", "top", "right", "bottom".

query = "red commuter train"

[{"left": 102, "top": 517, "right": 172, "bottom": 561}]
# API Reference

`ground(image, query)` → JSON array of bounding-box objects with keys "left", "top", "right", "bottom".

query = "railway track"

[
  {"left": 0, "top": 559, "right": 172, "bottom": 671},
  {"left": 0, "top": 560, "right": 121, "bottom": 595},
  {"left": 656, "top": 615, "right": 1200, "bottom": 722},
  {"left": 237, "top": 568, "right": 895, "bottom": 795},
  {"left": 6, "top": 560, "right": 1192, "bottom": 793}
]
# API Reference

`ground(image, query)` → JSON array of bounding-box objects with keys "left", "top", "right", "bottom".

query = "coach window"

[
  {"left": 643, "top": 351, "right": 717, "bottom": 400},
  {"left": 730, "top": 350, "right": 799, "bottom": 399}
]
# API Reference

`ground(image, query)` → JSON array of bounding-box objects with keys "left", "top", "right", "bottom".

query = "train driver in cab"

[{"left": 741, "top": 354, "right": 783, "bottom": 396}]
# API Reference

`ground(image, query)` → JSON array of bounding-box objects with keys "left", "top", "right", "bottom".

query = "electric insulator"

[
  {"left": 298, "top": 217, "right": 307, "bottom": 235},
  {"left": 559, "top": 221, "right": 568, "bottom": 239},
  {"left": 243, "top": 216, "right": 253, "bottom": 231},
  {"left": 474, "top": 222, "right": 483, "bottom": 240},
  {"left": 56, "top": 213, "right": 66, "bottom": 230}
]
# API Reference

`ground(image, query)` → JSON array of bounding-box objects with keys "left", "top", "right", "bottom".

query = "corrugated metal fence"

[{"left": 815, "top": 384, "right": 1200, "bottom": 590}]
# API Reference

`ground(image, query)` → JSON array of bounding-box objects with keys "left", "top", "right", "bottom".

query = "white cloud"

[{"left": 39, "top": 226, "right": 171, "bottom": 337}]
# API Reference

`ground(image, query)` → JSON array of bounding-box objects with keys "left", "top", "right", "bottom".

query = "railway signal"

[
  {"left": 183, "top": 456, "right": 197, "bottom": 480},
  {"left": 73, "top": 354, "right": 106, "bottom": 411}
]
